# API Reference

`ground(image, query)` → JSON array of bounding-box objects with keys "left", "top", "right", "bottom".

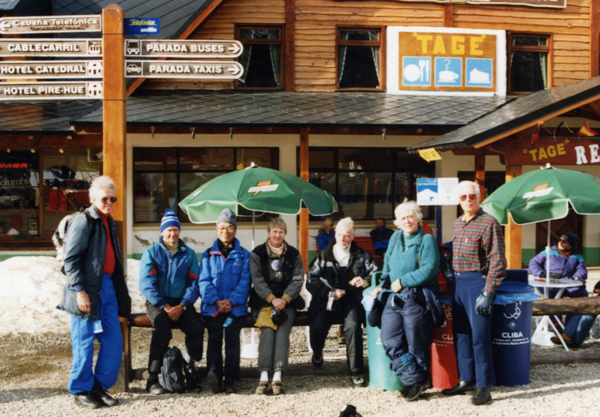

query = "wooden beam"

[
  {"left": 591, "top": 0, "right": 600, "bottom": 77},
  {"left": 299, "top": 128, "right": 310, "bottom": 274},
  {"left": 285, "top": 0, "right": 295, "bottom": 92},
  {"left": 505, "top": 165, "right": 522, "bottom": 269},
  {"left": 0, "top": 135, "right": 102, "bottom": 148},
  {"left": 443, "top": 4, "right": 453, "bottom": 28},
  {"left": 532, "top": 297, "right": 600, "bottom": 316},
  {"left": 102, "top": 5, "right": 127, "bottom": 267},
  {"left": 126, "top": 0, "right": 226, "bottom": 96},
  {"left": 474, "top": 154, "right": 485, "bottom": 202}
]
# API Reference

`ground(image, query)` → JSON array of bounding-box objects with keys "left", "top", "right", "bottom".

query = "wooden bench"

[{"left": 116, "top": 309, "right": 342, "bottom": 392}]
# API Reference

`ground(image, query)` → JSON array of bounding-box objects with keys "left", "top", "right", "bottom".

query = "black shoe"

[
  {"left": 93, "top": 389, "right": 118, "bottom": 406},
  {"left": 399, "top": 384, "right": 412, "bottom": 398},
  {"left": 405, "top": 379, "right": 432, "bottom": 402},
  {"left": 470, "top": 387, "right": 492, "bottom": 405},
  {"left": 207, "top": 371, "right": 222, "bottom": 394},
  {"left": 224, "top": 378, "right": 236, "bottom": 394},
  {"left": 147, "top": 383, "right": 166, "bottom": 395},
  {"left": 312, "top": 352, "right": 323, "bottom": 368},
  {"left": 351, "top": 373, "right": 366, "bottom": 387},
  {"left": 441, "top": 381, "right": 477, "bottom": 396},
  {"left": 73, "top": 392, "right": 105, "bottom": 409}
]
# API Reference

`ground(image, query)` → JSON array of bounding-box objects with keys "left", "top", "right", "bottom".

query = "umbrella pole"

[
  {"left": 546, "top": 220, "right": 551, "bottom": 291},
  {"left": 252, "top": 212, "right": 255, "bottom": 249}
]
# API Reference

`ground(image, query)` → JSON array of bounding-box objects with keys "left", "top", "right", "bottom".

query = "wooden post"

[
  {"left": 591, "top": 0, "right": 600, "bottom": 77},
  {"left": 299, "top": 128, "right": 309, "bottom": 274},
  {"left": 111, "top": 317, "right": 131, "bottom": 393},
  {"left": 505, "top": 165, "right": 523, "bottom": 269},
  {"left": 474, "top": 154, "right": 485, "bottom": 202},
  {"left": 284, "top": 0, "right": 295, "bottom": 91},
  {"left": 102, "top": 5, "right": 127, "bottom": 264},
  {"left": 443, "top": 4, "right": 454, "bottom": 28}
]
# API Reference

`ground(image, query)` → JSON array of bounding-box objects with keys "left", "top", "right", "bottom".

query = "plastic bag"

[{"left": 254, "top": 306, "right": 277, "bottom": 330}]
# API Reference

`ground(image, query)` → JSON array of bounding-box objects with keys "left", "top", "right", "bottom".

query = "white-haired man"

[
  {"left": 307, "top": 217, "right": 377, "bottom": 387},
  {"left": 58, "top": 175, "right": 131, "bottom": 408},
  {"left": 442, "top": 181, "right": 506, "bottom": 405}
]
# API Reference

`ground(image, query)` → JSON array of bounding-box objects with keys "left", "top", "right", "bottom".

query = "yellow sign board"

[{"left": 418, "top": 148, "right": 442, "bottom": 162}]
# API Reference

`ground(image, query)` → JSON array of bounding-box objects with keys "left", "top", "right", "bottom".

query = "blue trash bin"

[{"left": 491, "top": 281, "right": 538, "bottom": 386}]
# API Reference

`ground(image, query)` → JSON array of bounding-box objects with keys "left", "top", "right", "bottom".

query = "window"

[
  {"left": 508, "top": 33, "right": 551, "bottom": 94},
  {"left": 300, "top": 148, "right": 434, "bottom": 221},
  {"left": 236, "top": 25, "right": 284, "bottom": 90},
  {"left": 133, "top": 147, "right": 279, "bottom": 223},
  {"left": 337, "top": 27, "right": 384, "bottom": 90},
  {"left": 0, "top": 148, "right": 101, "bottom": 243}
]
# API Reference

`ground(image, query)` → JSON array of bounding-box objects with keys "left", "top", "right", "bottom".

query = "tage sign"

[
  {"left": 125, "top": 40, "right": 243, "bottom": 58},
  {"left": 0, "top": 15, "right": 101, "bottom": 34},
  {"left": 0, "top": 82, "right": 103, "bottom": 100},
  {"left": 125, "top": 60, "right": 243, "bottom": 79},
  {"left": 0, "top": 61, "right": 103, "bottom": 79},
  {"left": 0, "top": 39, "right": 102, "bottom": 57}
]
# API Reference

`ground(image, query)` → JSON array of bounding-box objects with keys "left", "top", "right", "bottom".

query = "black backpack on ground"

[{"left": 158, "top": 346, "right": 201, "bottom": 393}]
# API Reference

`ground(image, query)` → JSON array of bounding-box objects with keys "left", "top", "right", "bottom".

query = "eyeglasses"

[
  {"left": 217, "top": 226, "right": 235, "bottom": 232},
  {"left": 459, "top": 194, "right": 477, "bottom": 202},
  {"left": 101, "top": 196, "right": 117, "bottom": 204}
]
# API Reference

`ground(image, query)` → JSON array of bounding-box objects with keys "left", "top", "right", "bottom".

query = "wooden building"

[{"left": 1, "top": 0, "right": 600, "bottom": 268}]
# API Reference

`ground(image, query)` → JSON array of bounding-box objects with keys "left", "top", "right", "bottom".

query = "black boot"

[
  {"left": 441, "top": 381, "right": 477, "bottom": 396},
  {"left": 470, "top": 387, "right": 492, "bottom": 405},
  {"left": 92, "top": 379, "right": 118, "bottom": 406},
  {"left": 73, "top": 392, "right": 105, "bottom": 409},
  {"left": 146, "top": 373, "right": 166, "bottom": 395}
]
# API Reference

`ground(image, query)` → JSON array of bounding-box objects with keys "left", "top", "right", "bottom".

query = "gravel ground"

[{"left": 1, "top": 323, "right": 600, "bottom": 417}]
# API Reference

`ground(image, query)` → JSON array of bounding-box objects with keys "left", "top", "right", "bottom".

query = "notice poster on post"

[{"left": 417, "top": 178, "right": 459, "bottom": 206}]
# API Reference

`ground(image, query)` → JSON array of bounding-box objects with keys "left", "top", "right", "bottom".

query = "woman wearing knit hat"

[{"left": 139, "top": 208, "right": 204, "bottom": 394}]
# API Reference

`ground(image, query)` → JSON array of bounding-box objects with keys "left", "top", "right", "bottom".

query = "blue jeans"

[
  {"left": 452, "top": 271, "right": 495, "bottom": 389},
  {"left": 564, "top": 314, "right": 597, "bottom": 345},
  {"left": 68, "top": 274, "right": 123, "bottom": 394}
]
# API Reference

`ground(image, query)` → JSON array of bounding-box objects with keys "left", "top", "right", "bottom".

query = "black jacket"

[{"left": 307, "top": 239, "right": 377, "bottom": 317}]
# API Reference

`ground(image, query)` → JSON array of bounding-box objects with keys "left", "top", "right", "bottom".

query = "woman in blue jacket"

[
  {"left": 139, "top": 209, "right": 203, "bottom": 395},
  {"left": 199, "top": 209, "right": 251, "bottom": 394},
  {"left": 373, "top": 201, "right": 440, "bottom": 402}
]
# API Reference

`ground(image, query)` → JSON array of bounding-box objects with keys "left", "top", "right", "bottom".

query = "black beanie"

[{"left": 562, "top": 233, "right": 579, "bottom": 248}]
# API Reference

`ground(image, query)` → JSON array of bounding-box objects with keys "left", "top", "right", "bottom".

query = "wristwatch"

[{"left": 181, "top": 304, "right": 187, "bottom": 311}]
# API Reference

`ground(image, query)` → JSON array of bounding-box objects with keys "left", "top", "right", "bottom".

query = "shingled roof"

[
  {"left": 408, "top": 76, "right": 600, "bottom": 152},
  {"left": 53, "top": 0, "right": 216, "bottom": 39},
  {"left": 73, "top": 91, "right": 512, "bottom": 129}
]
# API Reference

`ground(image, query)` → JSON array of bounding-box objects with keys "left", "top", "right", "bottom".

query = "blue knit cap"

[
  {"left": 161, "top": 208, "right": 181, "bottom": 233},
  {"left": 561, "top": 233, "right": 579, "bottom": 248}
]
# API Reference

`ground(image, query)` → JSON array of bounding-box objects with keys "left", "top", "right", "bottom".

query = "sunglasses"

[
  {"left": 559, "top": 238, "right": 569, "bottom": 244},
  {"left": 459, "top": 194, "right": 477, "bottom": 202},
  {"left": 101, "top": 196, "right": 118, "bottom": 204}
]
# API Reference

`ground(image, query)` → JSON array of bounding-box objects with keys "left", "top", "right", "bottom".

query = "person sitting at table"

[
  {"left": 369, "top": 217, "right": 394, "bottom": 258},
  {"left": 317, "top": 218, "right": 335, "bottom": 252},
  {"left": 528, "top": 233, "right": 590, "bottom": 347}
]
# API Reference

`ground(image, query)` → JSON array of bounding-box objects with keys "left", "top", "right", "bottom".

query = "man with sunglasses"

[
  {"left": 529, "top": 233, "right": 590, "bottom": 347},
  {"left": 441, "top": 181, "right": 506, "bottom": 406},
  {"left": 58, "top": 176, "right": 131, "bottom": 409}
]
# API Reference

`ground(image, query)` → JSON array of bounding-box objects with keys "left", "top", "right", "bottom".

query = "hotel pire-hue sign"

[{"left": 387, "top": 27, "right": 506, "bottom": 96}]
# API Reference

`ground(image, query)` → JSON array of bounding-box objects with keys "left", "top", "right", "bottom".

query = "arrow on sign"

[
  {"left": 228, "top": 66, "right": 241, "bottom": 75},
  {"left": 228, "top": 43, "right": 241, "bottom": 54},
  {"left": 0, "top": 21, "right": 11, "bottom": 31}
]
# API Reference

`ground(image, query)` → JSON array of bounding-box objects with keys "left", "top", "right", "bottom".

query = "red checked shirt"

[{"left": 452, "top": 209, "right": 506, "bottom": 293}]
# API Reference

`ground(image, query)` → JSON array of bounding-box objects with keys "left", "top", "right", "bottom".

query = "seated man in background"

[
  {"left": 139, "top": 209, "right": 204, "bottom": 394},
  {"left": 528, "top": 233, "right": 592, "bottom": 347},
  {"left": 369, "top": 217, "right": 394, "bottom": 258}
]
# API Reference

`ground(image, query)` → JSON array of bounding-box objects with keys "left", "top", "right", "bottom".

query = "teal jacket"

[{"left": 382, "top": 228, "right": 440, "bottom": 290}]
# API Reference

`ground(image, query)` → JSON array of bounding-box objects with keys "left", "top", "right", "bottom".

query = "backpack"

[
  {"left": 158, "top": 346, "right": 200, "bottom": 393},
  {"left": 52, "top": 208, "right": 92, "bottom": 273}
]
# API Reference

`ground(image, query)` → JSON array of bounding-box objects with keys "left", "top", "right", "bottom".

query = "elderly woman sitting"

[
  {"left": 249, "top": 217, "right": 304, "bottom": 395},
  {"left": 373, "top": 201, "right": 440, "bottom": 402}
]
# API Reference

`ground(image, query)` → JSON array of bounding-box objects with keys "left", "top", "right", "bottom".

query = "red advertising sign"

[{"left": 488, "top": 138, "right": 600, "bottom": 166}]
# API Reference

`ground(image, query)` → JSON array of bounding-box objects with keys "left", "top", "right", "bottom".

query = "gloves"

[{"left": 475, "top": 291, "right": 494, "bottom": 316}]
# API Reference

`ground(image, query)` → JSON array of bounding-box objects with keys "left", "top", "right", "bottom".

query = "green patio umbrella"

[
  {"left": 481, "top": 163, "right": 600, "bottom": 286},
  {"left": 480, "top": 163, "right": 600, "bottom": 226},
  {"left": 179, "top": 163, "right": 337, "bottom": 246}
]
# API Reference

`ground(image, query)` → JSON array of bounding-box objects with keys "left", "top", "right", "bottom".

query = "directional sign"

[
  {"left": 124, "top": 60, "right": 244, "bottom": 79},
  {"left": 0, "top": 39, "right": 102, "bottom": 57},
  {"left": 0, "top": 82, "right": 103, "bottom": 100},
  {"left": 125, "top": 40, "right": 243, "bottom": 58},
  {"left": 0, "top": 61, "right": 103, "bottom": 79},
  {"left": 0, "top": 15, "right": 101, "bottom": 34}
]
